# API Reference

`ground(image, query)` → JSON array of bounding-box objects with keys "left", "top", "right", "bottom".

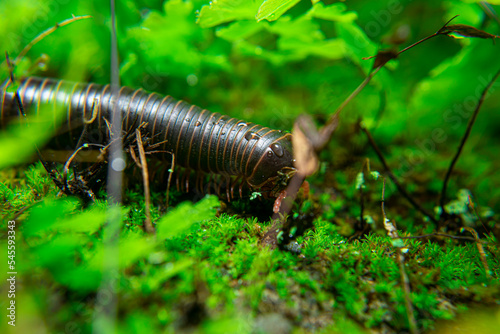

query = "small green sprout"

[
  {"left": 250, "top": 192, "right": 262, "bottom": 200},
  {"left": 355, "top": 172, "right": 365, "bottom": 190},
  {"left": 363, "top": 215, "right": 375, "bottom": 224}
]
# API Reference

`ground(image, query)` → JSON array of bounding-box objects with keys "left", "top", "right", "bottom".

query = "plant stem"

[
  {"left": 361, "top": 122, "right": 438, "bottom": 224},
  {"left": 439, "top": 67, "right": 500, "bottom": 217}
]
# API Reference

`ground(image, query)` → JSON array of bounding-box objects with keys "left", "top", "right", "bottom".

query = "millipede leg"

[
  {"left": 273, "top": 190, "right": 287, "bottom": 214},
  {"left": 195, "top": 171, "right": 203, "bottom": 194},
  {"left": 224, "top": 176, "right": 231, "bottom": 202},
  {"left": 239, "top": 182, "right": 244, "bottom": 199},
  {"left": 175, "top": 169, "right": 181, "bottom": 191},
  {"left": 182, "top": 168, "right": 191, "bottom": 193},
  {"left": 230, "top": 176, "right": 241, "bottom": 200}
]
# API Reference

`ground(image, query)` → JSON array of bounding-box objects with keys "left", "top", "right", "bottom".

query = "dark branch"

[
  {"left": 361, "top": 122, "right": 438, "bottom": 224},
  {"left": 439, "top": 67, "right": 500, "bottom": 217}
]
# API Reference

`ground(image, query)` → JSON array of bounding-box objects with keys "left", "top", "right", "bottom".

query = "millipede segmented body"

[{"left": 0, "top": 77, "right": 296, "bottom": 199}]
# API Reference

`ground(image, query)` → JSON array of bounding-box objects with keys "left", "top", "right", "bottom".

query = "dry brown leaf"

[
  {"left": 442, "top": 24, "right": 499, "bottom": 41},
  {"left": 292, "top": 120, "right": 319, "bottom": 177}
]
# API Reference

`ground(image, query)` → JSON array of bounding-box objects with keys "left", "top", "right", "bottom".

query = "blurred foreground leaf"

[
  {"left": 216, "top": 20, "right": 264, "bottom": 41},
  {"left": 157, "top": 195, "right": 219, "bottom": 240},
  {"left": 0, "top": 117, "right": 54, "bottom": 169}
]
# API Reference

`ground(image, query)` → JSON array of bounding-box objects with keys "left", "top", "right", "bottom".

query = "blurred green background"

[{"left": 0, "top": 0, "right": 499, "bottom": 333}]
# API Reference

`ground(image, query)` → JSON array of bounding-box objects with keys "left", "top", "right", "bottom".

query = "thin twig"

[
  {"left": 5, "top": 52, "right": 69, "bottom": 194},
  {"left": 466, "top": 193, "right": 492, "bottom": 235},
  {"left": 439, "top": 67, "right": 500, "bottom": 217},
  {"left": 357, "top": 158, "right": 372, "bottom": 236},
  {"left": 165, "top": 152, "right": 175, "bottom": 210},
  {"left": 136, "top": 129, "right": 155, "bottom": 234},
  {"left": 333, "top": 68, "right": 382, "bottom": 118},
  {"left": 313, "top": 15, "right": 463, "bottom": 154},
  {"left": 264, "top": 173, "right": 306, "bottom": 247},
  {"left": 5, "top": 52, "right": 26, "bottom": 118},
  {"left": 317, "top": 67, "right": 383, "bottom": 151},
  {"left": 272, "top": 173, "right": 307, "bottom": 221},
  {"left": 281, "top": 17, "right": 465, "bottom": 232},
  {"left": 399, "top": 233, "right": 487, "bottom": 243},
  {"left": 381, "top": 179, "right": 418, "bottom": 334},
  {"left": 330, "top": 16, "right": 466, "bottom": 224},
  {"left": 62, "top": 144, "right": 102, "bottom": 185},
  {"left": 397, "top": 15, "right": 460, "bottom": 56},
  {"left": 14, "top": 15, "right": 92, "bottom": 65},
  {"left": 462, "top": 227, "right": 491, "bottom": 279},
  {"left": 93, "top": 2, "right": 120, "bottom": 333},
  {"left": 397, "top": 249, "right": 418, "bottom": 334},
  {"left": 381, "top": 179, "right": 396, "bottom": 237},
  {"left": 129, "top": 145, "right": 140, "bottom": 166},
  {"left": 325, "top": 14, "right": 454, "bottom": 139},
  {"left": 359, "top": 184, "right": 365, "bottom": 230},
  {"left": 360, "top": 122, "right": 438, "bottom": 224}
]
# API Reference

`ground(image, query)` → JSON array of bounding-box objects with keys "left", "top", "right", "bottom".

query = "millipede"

[{"left": 0, "top": 76, "right": 297, "bottom": 204}]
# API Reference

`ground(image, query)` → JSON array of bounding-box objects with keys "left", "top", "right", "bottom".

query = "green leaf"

[
  {"left": 0, "top": 182, "right": 15, "bottom": 201},
  {"left": 157, "top": 195, "right": 219, "bottom": 240},
  {"left": 335, "top": 21, "right": 378, "bottom": 74},
  {"left": 234, "top": 39, "right": 296, "bottom": 65},
  {"left": 308, "top": 2, "right": 357, "bottom": 23},
  {"left": 216, "top": 20, "right": 264, "bottom": 41},
  {"left": 35, "top": 236, "right": 83, "bottom": 267},
  {"left": 116, "top": 235, "right": 156, "bottom": 268},
  {"left": 57, "top": 265, "right": 102, "bottom": 291},
  {"left": 277, "top": 37, "right": 345, "bottom": 59},
  {"left": 196, "top": 0, "right": 261, "bottom": 28},
  {"left": 147, "top": 258, "right": 194, "bottom": 290},
  {"left": 256, "top": 0, "right": 301, "bottom": 22},
  {"left": 266, "top": 15, "right": 323, "bottom": 42},
  {"left": 23, "top": 198, "right": 108, "bottom": 237},
  {"left": 126, "top": 0, "right": 203, "bottom": 77}
]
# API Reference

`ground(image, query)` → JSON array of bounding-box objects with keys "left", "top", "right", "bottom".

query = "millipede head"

[{"left": 246, "top": 136, "right": 296, "bottom": 196}]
